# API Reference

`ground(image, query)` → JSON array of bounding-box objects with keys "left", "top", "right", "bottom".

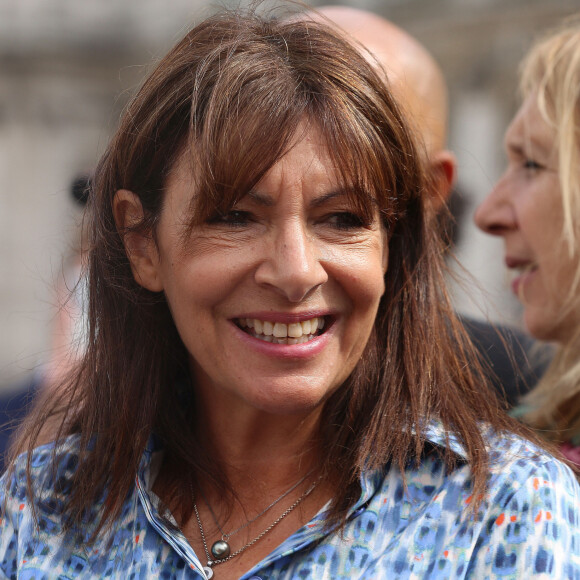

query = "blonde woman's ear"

[{"left": 113, "top": 189, "right": 164, "bottom": 292}]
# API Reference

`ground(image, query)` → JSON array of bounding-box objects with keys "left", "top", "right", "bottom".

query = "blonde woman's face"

[{"left": 475, "top": 94, "right": 580, "bottom": 342}]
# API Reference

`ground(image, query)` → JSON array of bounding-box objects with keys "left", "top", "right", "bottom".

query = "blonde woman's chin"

[{"left": 522, "top": 302, "right": 578, "bottom": 345}]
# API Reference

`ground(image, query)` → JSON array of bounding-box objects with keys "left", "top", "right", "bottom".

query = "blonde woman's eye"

[{"left": 523, "top": 159, "right": 543, "bottom": 171}]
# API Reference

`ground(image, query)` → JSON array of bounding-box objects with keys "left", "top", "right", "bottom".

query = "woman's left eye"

[
  {"left": 208, "top": 210, "right": 252, "bottom": 227},
  {"left": 324, "top": 212, "right": 366, "bottom": 230}
]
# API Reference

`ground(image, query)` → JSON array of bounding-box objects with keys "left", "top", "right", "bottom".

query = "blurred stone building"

[{"left": 0, "top": 0, "right": 577, "bottom": 388}]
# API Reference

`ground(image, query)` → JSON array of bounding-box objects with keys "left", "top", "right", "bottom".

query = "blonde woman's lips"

[{"left": 506, "top": 258, "right": 538, "bottom": 297}]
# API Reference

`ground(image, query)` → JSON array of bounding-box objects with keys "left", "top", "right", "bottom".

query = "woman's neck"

[
  {"left": 194, "top": 391, "right": 325, "bottom": 486},
  {"left": 151, "top": 395, "right": 336, "bottom": 579}
]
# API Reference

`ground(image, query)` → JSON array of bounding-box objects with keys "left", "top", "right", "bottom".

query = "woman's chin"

[
  {"left": 236, "top": 381, "right": 336, "bottom": 417},
  {"left": 523, "top": 307, "right": 572, "bottom": 344}
]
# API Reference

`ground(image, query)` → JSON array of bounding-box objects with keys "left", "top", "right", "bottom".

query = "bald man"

[{"left": 303, "top": 6, "right": 549, "bottom": 407}]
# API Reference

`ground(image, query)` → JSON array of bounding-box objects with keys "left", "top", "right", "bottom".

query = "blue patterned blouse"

[{"left": 1, "top": 425, "right": 579, "bottom": 579}]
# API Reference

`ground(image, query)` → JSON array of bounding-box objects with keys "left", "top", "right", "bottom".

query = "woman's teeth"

[
  {"left": 238, "top": 317, "right": 325, "bottom": 344},
  {"left": 514, "top": 263, "right": 538, "bottom": 274}
]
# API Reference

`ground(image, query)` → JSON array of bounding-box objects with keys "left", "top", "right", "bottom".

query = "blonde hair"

[
  {"left": 520, "top": 16, "right": 580, "bottom": 256},
  {"left": 519, "top": 17, "right": 580, "bottom": 444}
]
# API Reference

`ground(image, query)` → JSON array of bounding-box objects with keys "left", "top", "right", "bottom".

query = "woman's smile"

[
  {"left": 236, "top": 315, "right": 327, "bottom": 344},
  {"left": 228, "top": 312, "right": 336, "bottom": 363},
  {"left": 505, "top": 257, "right": 539, "bottom": 297}
]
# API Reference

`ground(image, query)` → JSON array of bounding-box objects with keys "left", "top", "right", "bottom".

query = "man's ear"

[
  {"left": 113, "top": 189, "right": 164, "bottom": 292},
  {"left": 428, "top": 149, "right": 457, "bottom": 212}
]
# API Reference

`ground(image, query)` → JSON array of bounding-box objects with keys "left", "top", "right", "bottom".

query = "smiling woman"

[
  {"left": 2, "top": 6, "right": 580, "bottom": 580},
  {"left": 475, "top": 17, "right": 580, "bottom": 470}
]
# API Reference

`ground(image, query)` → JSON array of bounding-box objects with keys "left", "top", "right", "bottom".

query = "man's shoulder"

[{"left": 461, "top": 316, "right": 553, "bottom": 406}]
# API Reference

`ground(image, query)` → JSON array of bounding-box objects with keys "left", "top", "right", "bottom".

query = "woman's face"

[
  {"left": 137, "top": 124, "right": 388, "bottom": 417},
  {"left": 474, "top": 94, "right": 579, "bottom": 342}
]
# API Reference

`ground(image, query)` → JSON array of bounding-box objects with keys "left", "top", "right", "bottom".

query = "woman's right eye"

[
  {"left": 523, "top": 159, "right": 543, "bottom": 171},
  {"left": 208, "top": 210, "right": 252, "bottom": 227}
]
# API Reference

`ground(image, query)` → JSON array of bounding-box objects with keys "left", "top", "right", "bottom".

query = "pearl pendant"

[
  {"left": 203, "top": 565, "right": 214, "bottom": 579},
  {"left": 211, "top": 539, "right": 231, "bottom": 560}
]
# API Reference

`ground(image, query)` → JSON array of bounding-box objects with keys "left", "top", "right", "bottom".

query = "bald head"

[{"left": 303, "top": 6, "right": 448, "bottom": 156}]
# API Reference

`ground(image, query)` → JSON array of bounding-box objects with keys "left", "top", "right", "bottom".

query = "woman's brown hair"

[{"left": 7, "top": 6, "right": 532, "bottom": 539}]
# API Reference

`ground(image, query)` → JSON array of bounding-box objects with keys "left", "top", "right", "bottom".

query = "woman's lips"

[
  {"left": 231, "top": 313, "right": 334, "bottom": 357},
  {"left": 509, "top": 262, "right": 538, "bottom": 297}
]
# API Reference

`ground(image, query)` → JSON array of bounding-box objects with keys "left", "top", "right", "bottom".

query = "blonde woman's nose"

[{"left": 474, "top": 178, "right": 516, "bottom": 236}]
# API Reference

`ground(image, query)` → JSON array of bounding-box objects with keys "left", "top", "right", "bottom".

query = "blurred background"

[{"left": 0, "top": 0, "right": 578, "bottom": 392}]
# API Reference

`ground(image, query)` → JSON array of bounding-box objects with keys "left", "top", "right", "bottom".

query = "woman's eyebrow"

[
  {"left": 506, "top": 138, "right": 550, "bottom": 160},
  {"left": 247, "top": 191, "right": 275, "bottom": 207},
  {"left": 246, "top": 189, "right": 350, "bottom": 208},
  {"left": 310, "top": 190, "right": 378, "bottom": 208},
  {"left": 309, "top": 190, "right": 347, "bottom": 208}
]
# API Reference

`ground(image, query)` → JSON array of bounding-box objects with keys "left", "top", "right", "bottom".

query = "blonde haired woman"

[{"left": 476, "top": 17, "right": 580, "bottom": 466}]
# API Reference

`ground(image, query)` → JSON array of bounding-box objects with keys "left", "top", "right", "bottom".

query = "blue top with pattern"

[{"left": 1, "top": 424, "right": 580, "bottom": 579}]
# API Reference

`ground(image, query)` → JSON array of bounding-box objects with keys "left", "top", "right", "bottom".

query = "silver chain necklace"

[
  {"left": 198, "top": 469, "right": 313, "bottom": 543},
  {"left": 193, "top": 477, "right": 320, "bottom": 579}
]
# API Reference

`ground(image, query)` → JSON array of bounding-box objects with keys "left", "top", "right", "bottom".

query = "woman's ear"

[
  {"left": 381, "top": 232, "right": 389, "bottom": 275},
  {"left": 113, "top": 190, "right": 164, "bottom": 292}
]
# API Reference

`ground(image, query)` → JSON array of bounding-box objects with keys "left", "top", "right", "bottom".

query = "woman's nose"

[
  {"left": 254, "top": 222, "right": 328, "bottom": 302},
  {"left": 474, "top": 176, "right": 516, "bottom": 236}
]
